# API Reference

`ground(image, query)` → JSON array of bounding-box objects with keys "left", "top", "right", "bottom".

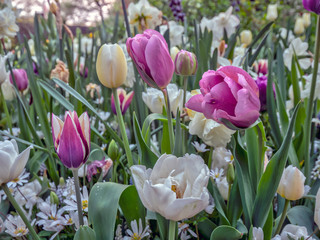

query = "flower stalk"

[
  {"left": 2, "top": 184, "right": 40, "bottom": 240},
  {"left": 168, "top": 220, "right": 176, "bottom": 240},
  {"left": 274, "top": 199, "right": 290, "bottom": 236},
  {"left": 304, "top": 15, "right": 320, "bottom": 184},
  {"left": 112, "top": 87, "right": 133, "bottom": 167},
  {"left": 162, "top": 88, "right": 175, "bottom": 153},
  {"left": 0, "top": 87, "right": 12, "bottom": 134},
  {"left": 72, "top": 169, "right": 84, "bottom": 226}
]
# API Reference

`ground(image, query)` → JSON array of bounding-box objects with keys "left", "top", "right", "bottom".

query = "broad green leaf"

[
  {"left": 156, "top": 213, "right": 169, "bottom": 240},
  {"left": 210, "top": 225, "right": 243, "bottom": 240},
  {"left": 73, "top": 226, "right": 96, "bottom": 240},
  {"left": 27, "top": 151, "right": 48, "bottom": 175},
  {"left": 198, "top": 218, "right": 217, "bottom": 239},
  {"left": 252, "top": 102, "right": 301, "bottom": 227},
  {"left": 276, "top": 45, "right": 287, "bottom": 103},
  {"left": 88, "top": 182, "right": 129, "bottom": 240},
  {"left": 227, "top": 177, "right": 243, "bottom": 226},
  {"left": 287, "top": 206, "right": 314, "bottom": 234},
  {"left": 262, "top": 206, "right": 273, "bottom": 240}
]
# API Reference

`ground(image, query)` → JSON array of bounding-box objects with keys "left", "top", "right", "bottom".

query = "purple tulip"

[
  {"left": 186, "top": 66, "right": 260, "bottom": 128},
  {"left": 111, "top": 88, "right": 134, "bottom": 115},
  {"left": 302, "top": 0, "right": 320, "bottom": 14},
  {"left": 9, "top": 69, "right": 29, "bottom": 91},
  {"left": 174, "top": 50, "right": 198, "bottom": 76},
  {"left": 126, "top": 29, "right": 174, "bottom": 89},
  {"left": 52, "top": 111, "right": 91, "bottom": 169}
]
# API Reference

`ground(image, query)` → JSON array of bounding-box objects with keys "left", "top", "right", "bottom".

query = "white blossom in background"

[
  {"left": 0, "top": 54, "right": 9, "bottom": 85},
  {"left": 279, "top": 28, "right": 295, "bottom": 45},
  {"left": 211, "top": 147, "right": 233, "bottom": 171},
  {"left": 210, "top": 168, "right": 224, "bottom": 182},
  {"left": 283, "top": 38, "right": 311, "bottom": 71},
  {"left": 0, "top": 7, "right": 19, "bottom": 38},
  {"left": 64, "top": 186, "right": 89, "bottom": 213},
  {"left": 124, "top": 219, "right": 150, "bottom": 240},
  {"left": 4, "top": 214, "right": 29, "bottom": 237},
  {"left": 212, "top": 7, "right": 239, "bottom": 39},
  {"left": 191, "top": 141, "right": 209, "bottom": 153},
  {"left": 301, "top": 64, "right": 320, "bottom": 100},
  {"left": 14, "top": 180, "right": 42, "bottom": 210},
  {"left": 266, "top": 4, "right": 278, "bottom": 21},
  {"left": 7, "top": 169, "right": 29, "bottom": 188},
  {"left": 216, "top": 176, "right": 229, "bottom": 200},
  {"left": 272, "top": 224, "right": 315, "bottom": 240},
  {"left": 160, "top": 21, "right": 185, "bottom": 47},
  {"left": 178, "top": 222, "right": 197, "bottom": 240}
]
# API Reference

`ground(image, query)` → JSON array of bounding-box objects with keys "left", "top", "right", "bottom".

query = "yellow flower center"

[
  {"left": 82, "top": 200, "right": 88, "bottom": 210},
  {"left": 131, "top": 233, "right": 142, "bottom": 240},
  {"left": 12, "top": 177, "right": 19, "bottom": 183},
  {"left": 171, "top": 184, "right": 183, "bottom": 198},
  {"left": 14, "top": 227, "right": 28, "bottom": 235},
  {"left": 50, "top": 215, "right": 57, "bottom": 220}
]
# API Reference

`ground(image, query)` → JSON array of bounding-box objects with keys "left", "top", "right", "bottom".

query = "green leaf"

[
  {"left": 27, "top": 151, "right": 48, "bottom": 175},
  {"left": 248, "top": 31, "right": 270, "bottom": 66},
  {"left": 73, "top": 226, "right": 96, "bottom": 240},
  {"left": 88, "top": 182, "right": 129, "bottom": 240},
  {"left": 227, "top": 177, "right": 243, "bottom": 226},
  {"left": 252, "top": 102, "right": 301, "bottom": 227},
  {"left": 276, "top": 45, "right": 287, "bottom": 103},
  {"left": 198, "top": 218, "right": 217, "bottom": 239},
  {"left": 262, "top": 206, "right": 273, "bottom": 240},
  {"left": 173, "top": 110, "right": 183, "bottom": 157},
  {"left": 210, "top": 225, "right": 243, "bottom": 240},
  {"left": 287, "top": 206, "right": 314, "bottom": 234}
]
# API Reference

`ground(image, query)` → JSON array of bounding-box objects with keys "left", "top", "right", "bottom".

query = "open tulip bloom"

[{"left": 52, "top": 111, "right": 90, "bottom": 169}]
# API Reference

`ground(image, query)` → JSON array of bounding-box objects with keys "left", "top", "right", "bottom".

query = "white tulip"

[
  {"left": 0, "top": 140, "right": 31, "bottom": 186},
  {"left": 0, "top": 55, "right": 8, "bottom": 85},
  {"left": 131, "top": 154, "right": 210, "bottom": 221},
  {"left": 252, "top": 227, "right": 264, "bottom": 240},
  {"left": 302, "top": 13, "right": 311, "bottom": 28},
  {"left": 216, "top": 177, "right": 229, "bottom": 200},
  {"left": 266, "top": 4, "right": 278, "bottom": 21},
  {"left": 1, "top": 79, "right": 15, "bottom": 101},
  {"left": 315, "top": 187, "right": 320, "bottom": 229},
  {"left": 294, "top": 17, "right": 305, "bottom": 35},
  {"left": 277, "top": 224, "right": 313, "bottom": 240},
  {"left": 240, "top": 30, "right": 253, "bottom": 47}
]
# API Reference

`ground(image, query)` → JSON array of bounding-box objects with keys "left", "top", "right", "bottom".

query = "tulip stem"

[
  {"left": 274, "top": 199, "right": 290, "bottom": 236},
  {"left": 72, "top": 169, "right": 84, "bottom": 226},
  {"left": 305, "top": 15, "right": 320, "bottom": 184},
  {"left": 112, "top": 88, "right": 133, "bottom": 167},
  {"left": 182, "top": 77, "right": 188, "bottom": 154},
  {"left": 0, "top": 87, "right": 13, "bottom": 134},
  {"left": 168, "top": 220, "right": 176, "bottom": 240},
  {"left": 2, "top": 184, "right": 40, "bottom": 240},
  {"left": 163, "top": 88, "right": 175, "bottom": 153}
]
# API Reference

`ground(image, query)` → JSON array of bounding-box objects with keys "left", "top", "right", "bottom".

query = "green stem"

[
  {"left": 207, "top": 147, "right": 214, "bottom": 170},
  {"left": 182, "top": 76, "right": 188, "bottom": 154},
  {"left": 274, "top": 199, "right": 290, "bottom": 236},
  {"left": 0, "top": 87, "right": 12, "bottom": 134},
  {"left": 72, "top": 170, "right": 84, "bottom": 226},
  {"left": 304, "top": 15, "right": 320, "bottom": 184},
  {"left": 112, "top": 88, "right": 133, "bottom": 167},
  {"left": 182, "top": 76, "right": 188, "bottom": 117},
  {"left": 168, "top": 220, "right": 176, "bottom": 240},
  {"left": 2, "top": 184, "right": 40, "bottom": 240},
  {"left": 162, "top": 88, "right": 175, "bottom": 153}
]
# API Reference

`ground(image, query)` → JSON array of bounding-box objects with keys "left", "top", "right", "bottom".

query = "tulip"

[
  {"left": 111, "top": 88, "right": 134, "bottom": 115},
  {"left": 302, "top": 0, "right": 320, "bottom": 15},
  {"left": 50, "top": 60, "right": 69, "bottom": 83},
  {"left": 126, "top": 29, "right": 174, "bottom": 89},
  {"left": 266, "top": 4, "right": 278, "bottom": 21},
  {"left": 252, "top": 227, "right": 264, "bottom": 240},
  {"left": 131, "top": 154, "right": 210, "bottom": 221},
  {"left": 51, "top": 111, "right": 90, "bottom": 169},
  {"left": 240, "top": 30, "right": 253, "bottom": 47},
  {"left": 86, "top": 158, "right": 113, "bottom": 182},
  {"left": 0, "top": 55, "right": 8, "bottom": 85},
  {"left": 277, "top": 165, "right": 305, "bottom": 200},
  {"left": 96, "top": 43, "right": 127, "bottom": 89},
  {"left": 0, "top": 140, "right": 31, "bottom": 186},
  {"left": 294, "top": 17, "right": 305, "bottom": 35},
  {"left": 174, "top": 50, "right": 198, "bottom": 76},
  {"left": 315, "top": 187, "right": 320, "bottom": 228},
  {"left": 186, "top": 66, "right": 260, "bottom": 128},
  {"left": 170, "top": 46, "right": 180, "bottom": 62},
  {"left": 255, "top": 75, "right": 268, "bottom": 111},
  {"left": 302, "top": 13, "right": 311, "bottom": 27},
  {"left": 9, "top": 69, "right": 29, "bottom": 91},
  {"left": 255, "top": 59, "right": 268, "bottom": 75}
]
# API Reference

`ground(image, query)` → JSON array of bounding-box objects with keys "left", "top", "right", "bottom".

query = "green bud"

[
  {"left": 226, "top": 163, "right": 235, "bottom": 185},
  {"left": 50, "top": 191, "right": 59, "bottom": 205},
  {"left": 59, "top": 177, "right": 65, "bottom": 186},
  {"left": 108, "top": 140, "right": 119, "bottom": 161},
  {"left": 74, "top": 226, "right": 96, "bottom": 240}
]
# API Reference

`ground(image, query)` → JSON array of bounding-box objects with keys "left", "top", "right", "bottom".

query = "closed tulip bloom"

[
  {"left": 52, "top": 111, "right": 90, "bottom": 169},
  {"left": 302, "top": 0, "right": 320, "bottom": 15},
  {"left": 240, "top": 30, "right": 253, "bottom": 47},
  {"left": 0, "top": 140, "right": 31, "bottom": 186},
  {"left": 294, "top": 17, "right": 305, "bottom": 35},
  {"left": 96, "top": 43, "right": 127, "bottom": 89},
  {"left": 255, "top": 59, "right": 268, "bottom": 75},
  {"left": 170, "top": 46, "right": 180, "bottom": 62},
  {"left": 174, "top": 50, "right": 198, "bottom": 76},
  {"left": 111, "top": 88, "right": 134, "bottom": 115},
  {"left": 9, "top": 69, "right": 29, "bottom": 91},
  {"left": 266, "top": 4, "right": 278, "bottom": 21},
  {"left": 186, "top": 66, "right": 260, "bottom": 128},
  {"left": 277, "top": 165, "right": 305, "bottom": 201},
  {"left": 0, "top": 55, "right": 8, "bottom": 85},
  {"left": 302, "top": 13, "right": 311, "bottom": 27},
  {"left": 131, "top": 154, "right": 210, "bottom": 221},
  {"left": 126, "top": 29, "right": 174, "bottom": 89}
]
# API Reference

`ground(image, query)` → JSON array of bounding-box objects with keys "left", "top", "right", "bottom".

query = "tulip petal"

[
  {"left": 8, "top": 146, "right": 31, "bottom": 183},
  {"left": 57, "top": 114, "right": 86, "bottom": 169},
  {"left": 185, "top": 94, "right": 204, "bottom": 113},
  {"left": 0, "top": 151, "right": 12, "bottom": 184},
  {"left": 51, "top": 113, "right": 64, "bottom": 148},
  {"left": 122, "top": 91, "right": 134, "bottom": 115},
  {"left": 199, "top": 71, "right": 223, "bottom": 94},
  {"left": 79, "top": 112, "right": 91, "bottom": 156}
]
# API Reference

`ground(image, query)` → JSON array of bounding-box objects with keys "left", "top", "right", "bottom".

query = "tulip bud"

[
  {"left": 277, "top": 165, "right": 305, "bottom": 200},
  {"left": 174, "top": 50, "right": 198, "bottom": 76},
  {"left": 111, "top": 88, "right": 134, "bottom": 115},
  {"left": 226, "top": 163, "right": 234, "bottom": 185},
  {"left": 96, "top": 43, "right": 127, "bottom": 89},
  {"left": 50, "top": 191, "right": 59, "bottom": 205},
  {"left": 240, "top": 30, "right": 253, "bottom": 47},
  {"left": 255, "top": 59, "right": 268, "bottom": 75},
  {"left": 302, "top": 13, "right": 311, "bottom": 27},
  {"left": 59, "top": 177, "right": 65, "bottom": 186},
  {"left": 170, "top": 46, "right": 180, "bottom": 62},
  {"left": 218, "top": 40, "right": 226, "bottom": 57},
  {"left": 107, "top": 140, "right": 119, "bottom": 161},
  {"left": 9, "top": 69, "right": 29, "bottom": 91},
  {"left": 302, "top": 0, "right": 320, "bottom": 15},
  {"left": 266, "top": 4, "right": 278, "bottom": 21},
  {"left": 294, "top": 17, "right": 305, "bottom": 35}
]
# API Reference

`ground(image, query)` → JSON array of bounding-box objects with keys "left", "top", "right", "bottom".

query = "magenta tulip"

[
  {"left": 126, "top": 29, "right": 174, "bottom": 89},
  {"left": 52, "top": 111, "right": 91, "bottom": 169},
  {"left": 302, "top": 0, "right": 320, "bottom": 14},
  {"left": 111, "top": 88, "right": 134, "bottom": 115},
  {"left": 9, "top": 69, "right": 29, "bottom": 91},
  {"left": 186, "top": 66, "right": 260, "bottom": 128}
]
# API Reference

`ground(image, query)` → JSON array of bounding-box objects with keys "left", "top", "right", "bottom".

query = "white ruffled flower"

[
  {"left": 283, "top": 38, "right": 311, "bottom": 71},
  {"left": 188, "top": 112, "right": 235, "bottom": 148},
  {"left": 0, "top": 54, "right": 9, "bottom": 85},
  {"left": 160, "top": 21, "right": 185, "bottom": 47},
  {"left": 0, "top": 7, "right": 19, "bottom": 38}
]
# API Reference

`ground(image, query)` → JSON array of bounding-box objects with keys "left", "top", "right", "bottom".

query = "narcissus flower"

[
  {"left": 52, "top": 111, "right": 90, "bottom": 169},
  {"left": 0, "top": 139, "right": 31, "bottom": 186},
  {"left": 96, "top": 43, "right": 127, "bottom": 89},
  {"left": 131, "top": 154, "right": 210, "bottom": 221},
  {"left": 111, "top": 88, "right": 134, "bottom": 115}
]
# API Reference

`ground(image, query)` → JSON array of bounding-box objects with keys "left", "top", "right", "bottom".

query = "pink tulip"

[
  {"left": 186, "top": 66, "right": 260, "bottom": 128},
  {"left": 51, "top": 111, "right": 91, "bottom": 169},
  {"left": 111, "top": 88, "right": 134, "bottom": 115},
  {"left": 126, "top": 29, "right": 174, "bottom": 89},
  {"left": 174, "top": 50, "right": 198, "bottom": 76},
  {"left": 254, "top": 59, "right": 268, "bottom": 75},
  {"left": 9, "top": 69, "right": 29, "bottom": 91},
  {"left": 87, "top": 158, "right": 113, "bottom": 182}
]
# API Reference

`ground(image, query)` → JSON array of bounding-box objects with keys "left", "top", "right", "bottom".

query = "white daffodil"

[
  {"left": 283, "top": 38, "right": 311, "bottom": 71},
  {"left": 160, "top": 21, "right": 185, "bottom": 47},
  {"left": 301, "top": 64, "right": 320, "bottom": 101},
  {"left": 0, "top": 7, "right": 19, "bottom": 38},
  {"left": 74, "top": 36, "right": 94, "bottom": 55},
  {"left": 188, "top": 112, "right": 235, "bottom": 148},
  {"left": 124, "top": 218, "right": 150, "bottom": 240},
  {"left": 279, "top": 28, "right": 295, "bottom": 45},
  {"left": 0, "top": 140, "right": 31, "bottom": 186},
  {"left": 131, "top": 154, "right": 210, "bottom": 221},
  {"left": 127, "top": 0, "right": 162, "bottom": 33}
]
